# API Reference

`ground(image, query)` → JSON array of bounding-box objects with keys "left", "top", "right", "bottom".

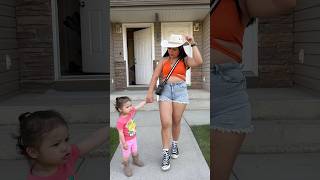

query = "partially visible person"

[
  {"left": 115, "top": 96, "right": 146, "bottom": 177},
  {"left": 146, "top": 34, "right": 203, "bottom": 171},
  {"left": 210, "top": 0, "right": 296, "bottom": 179},
  {"left": 14, "top": 110, "right": 107, "bottom": 180}
]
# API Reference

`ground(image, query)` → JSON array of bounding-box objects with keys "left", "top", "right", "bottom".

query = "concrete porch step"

[
  {"left": 241, "top": 119, "right": 320, "bottom": 153},
  {"left": 110, "top": 89, "right": 210, "bottom": 101},
  {"left": 109, "top": 99, "right": 209, "bottom": 112},
  {"left": 249, "top": 88, "right": 320, "bottom": 120},
  {"left": 109, "top": 89, "right": 210, "bottom": 112},
  {"left": 242, "top": 88, "right": 320, "bottom": 153},
  {"left": 0, "top": 90, "right": 108, "bottom": 125}
]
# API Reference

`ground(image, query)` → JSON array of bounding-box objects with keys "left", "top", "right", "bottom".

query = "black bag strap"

[
  {"left": 162, "top": 59, "right": 181, "bottom": 84},
  {"left": 210, "top": 0, "right": 220, "bottom": 15}
]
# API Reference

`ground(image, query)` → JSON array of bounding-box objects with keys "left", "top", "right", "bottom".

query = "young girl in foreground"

[
  {"left": 15, "top": 110, "right": 107, "bottom": 180},
  {"left": 115, "top": 96, "right": 146, "bottom": 177}
]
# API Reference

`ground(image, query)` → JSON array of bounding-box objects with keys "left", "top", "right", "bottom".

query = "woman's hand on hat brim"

[{"left": 184, "top": 35, "right": 194, "bottom": 44}]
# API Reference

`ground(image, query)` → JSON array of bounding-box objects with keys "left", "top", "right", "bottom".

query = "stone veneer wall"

[
  {"left": 16, "top": 0, "right": 54, "bottom": 89},
  {"left": 257, "top": 12, "right": 295, "bottom": 87},
  {"left": 0, "top": 0, "right": 20, "bottom": 97}
]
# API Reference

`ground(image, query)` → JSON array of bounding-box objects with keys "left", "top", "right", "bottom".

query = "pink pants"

[{"left": 121, "top": 137, "right": 138, "bottom": 158}]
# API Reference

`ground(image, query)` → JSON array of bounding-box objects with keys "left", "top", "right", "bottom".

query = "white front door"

[
  {"left": 80, "top": 0, "right": 108, "bottom": 73},
  {"left": 242, "top": 21, "right": 258, "bottom": 76},
  {"left": 161, "top": 22, "right": 192, "bottom": 85},
  {"left": 134, "top": 28, "right": 152, "bottom": 85}
]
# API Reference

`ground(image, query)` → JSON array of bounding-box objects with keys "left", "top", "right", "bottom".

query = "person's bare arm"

[
  {"left": 184, "top": 35, "right": 203, "bottom": 67},
  {"left": 77, "top": 126, "right": 107, "bottom": 156},
  {"left": 134, "top": 100, "right": 146, "bottom": 110},
  {"left": 185, "top": 46, "right": 203, "bottom": 68},
  {"left": 244, "top": 0, "right": 296, "bottom": 18},
  {"left": 117, "top": 129, "right": 127, "bottom": 150}
]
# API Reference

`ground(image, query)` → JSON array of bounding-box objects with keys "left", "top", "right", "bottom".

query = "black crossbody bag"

[{"left": 155, "top": 59, "right": 181, "bottom": 95}]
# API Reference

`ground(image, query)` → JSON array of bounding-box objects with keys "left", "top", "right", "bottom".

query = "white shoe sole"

[
  {"left": 171, "top": 154, "right": 179, "bottom": 159},
  {"left": 161, "top": 164, "right": 171, "bottom": 171}
]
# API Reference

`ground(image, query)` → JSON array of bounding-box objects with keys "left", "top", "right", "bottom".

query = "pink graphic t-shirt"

[
  {"left": 116, "top": 107, "right": 137, "bottom": 141},
  {"left": 27, "top": 144, "right": 80, "bottom": 180}
]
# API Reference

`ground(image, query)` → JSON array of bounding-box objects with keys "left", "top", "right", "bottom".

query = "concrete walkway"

[
  {"left": 231, "top": 153, "right": 320, "bottom": 180},
  {"left": 110, "top": 109, "right": 210, "bottom": 180}
]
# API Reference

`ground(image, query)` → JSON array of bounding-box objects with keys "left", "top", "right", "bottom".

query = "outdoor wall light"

[
  {"left": 193, "top": 22, "right": 200, "bottom": 32},
  {"left": 115, "top": 24, "right": 122, "bottom": 33}
]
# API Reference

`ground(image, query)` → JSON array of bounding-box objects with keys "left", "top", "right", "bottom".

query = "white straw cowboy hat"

[{"left": 161, "top": 34, "right": 189, "bottom": 48}]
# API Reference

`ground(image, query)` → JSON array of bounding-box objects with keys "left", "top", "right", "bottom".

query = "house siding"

[
  {"left": 110, "top": 25, "right": 115, "bottom": 91},
  {"left": 16, "top": 0, "right": 54, "bottom": 89},
  {"left": 202, "top": 14, "right": 210, "bottom": 91},
  {"left": 192, "top": 21, "right": 204, "bottom": 89},
  {"left": 0, "top": 0, "right": 20, "bottom": 97},
  {"left": 111, "top": 24, "right": 126, "bottom": 90},
  {"left": 258, "top": 12, "right": 295, "bottom": 87},
  {"left": 293, "top": 1, "right": 320, "bottom": 91},
  {"left": 111, "top": 0, "right": 209, "bottom": 7}
]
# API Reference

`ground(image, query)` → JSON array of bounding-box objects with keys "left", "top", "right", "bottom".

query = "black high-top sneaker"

[
  {"left": 161, "top": 150, "right": 171, "bottom": 171},
  {"left": 171, "top": 141, "right": 179, "bottom": 159}
]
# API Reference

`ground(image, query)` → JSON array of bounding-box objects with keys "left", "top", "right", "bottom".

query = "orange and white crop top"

[
  {"left": 162, "top": 59, "right": 187, "bottom": 81},
  {"left": 211, "top": 0, "right": 245, "bottom": 62}
]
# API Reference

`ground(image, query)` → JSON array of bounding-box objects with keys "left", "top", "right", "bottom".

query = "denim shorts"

[
  {"left": 159, "top": 81, "right": 189, "bottom": 104},
  {"left": 211, "top": 63, "right": 253, "bottom": 133}
]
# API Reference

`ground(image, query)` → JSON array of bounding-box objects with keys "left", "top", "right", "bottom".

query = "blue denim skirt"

[
  {"left": 159, "top": 81, "right": 189, "bottom": 104},
  {"left": 211, "top": 63, "right": 253, "bottom": 133}
]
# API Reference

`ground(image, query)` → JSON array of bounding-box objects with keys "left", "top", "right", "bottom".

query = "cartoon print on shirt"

[{"left": 126, "top": 119, "right": 136, "bottom": 136}]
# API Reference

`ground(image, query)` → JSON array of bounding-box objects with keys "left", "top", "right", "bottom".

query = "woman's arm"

[
  {"left": 243, "top": 0, "right": 296, "bottom": 18},
  {"left": 185, "top": 46, "right": 203, "bottom": 67},
  {"left": 146, "top": 60, "right": 164, "bottom": 103},
  {"left": 184, "top": 35, "right": 203, "bottom": 67},
  {"left": 77, "top": 126, "right": 107, "bottom": 156}
]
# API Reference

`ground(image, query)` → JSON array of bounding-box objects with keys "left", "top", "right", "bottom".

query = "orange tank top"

[
  {"left": 210, "top": 0, "right": 245, "bottom": 62},
  {"left": 162, "top": 59, "right": 186, "bottom": 81}
]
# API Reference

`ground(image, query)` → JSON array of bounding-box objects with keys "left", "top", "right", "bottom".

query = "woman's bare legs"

[
  {"left": 172, "top": 102, "right": 187, "bottom": 141},
  {"left": 211, "top": 130, "right": 245, "bottom": 180},
  {"left": 159, "top": 101, "right": 173, "bottom": 149}
]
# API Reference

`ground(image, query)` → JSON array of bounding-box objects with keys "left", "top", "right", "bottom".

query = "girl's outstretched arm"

[
  {"left": 134, "top": 100, "right": 146, "bottom": 110},
  {"left": 77, "top": 126, "right": 107, "bottom": 156}
]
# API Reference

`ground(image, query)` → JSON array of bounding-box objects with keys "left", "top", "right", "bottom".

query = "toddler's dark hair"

[
  {"left": 115, "top": 96, "right": 131, "bottom": 112},
  {"left": 14, "top": 110, "right": 68, "bottom": 157}
]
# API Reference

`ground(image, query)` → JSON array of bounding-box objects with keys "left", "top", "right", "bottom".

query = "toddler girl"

[
  {"left": 15, "top": 110, "right": 107, "bottom": 180},
  {"left": 115, "top": 96, "right": 146, "bottom": 177}
]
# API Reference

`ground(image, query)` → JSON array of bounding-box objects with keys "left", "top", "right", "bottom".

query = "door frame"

[
  {"left": 122, "top": 23, "right": 155, "bottom": 87},
  {"left": 51, "top": 0, "right": 108, "bottom": 81},
  {"left": 242, "top": 20, "right": 259, "bottom": 76}
]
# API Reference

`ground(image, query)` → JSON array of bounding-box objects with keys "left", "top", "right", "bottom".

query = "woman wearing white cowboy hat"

[{"left": 145, "top": 34, "right": 203, "bottom": 171}]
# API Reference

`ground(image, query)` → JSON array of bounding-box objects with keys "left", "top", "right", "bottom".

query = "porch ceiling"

[{"left": 110, "top": 5, "right": 209, "bottom": 23}]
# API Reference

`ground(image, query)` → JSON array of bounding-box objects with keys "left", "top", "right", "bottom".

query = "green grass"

[
  {"left": 109, "top": 128, "right": 119, "bottom": 159},
  {"left": 190, "top": 125, "right": 210, "bottom": 166}
]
